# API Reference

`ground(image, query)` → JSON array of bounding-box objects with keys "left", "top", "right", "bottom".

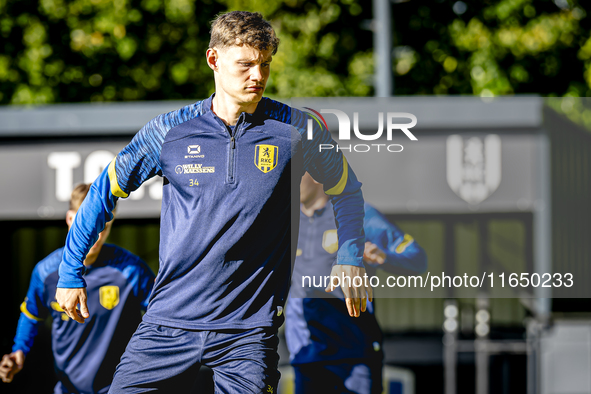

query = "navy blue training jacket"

[
  {"left": 13, "top": 244, "right": 154, "bottom": 393},
  {"left": 58, "top": 95, "right": 366, "bottom": 330}
]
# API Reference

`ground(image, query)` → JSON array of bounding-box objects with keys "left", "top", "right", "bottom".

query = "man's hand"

[
  {"left": 0, "top": 350, "right": 25, "bottom": 383},
  {"left": 325, "top": 264, "right": 373, "bottom": 318},
  {"left": 363, "top": 242, "right": 386, "bottom": 265},
  {"left": 55, "top": 287, "right": 89, "bottom": 324}
]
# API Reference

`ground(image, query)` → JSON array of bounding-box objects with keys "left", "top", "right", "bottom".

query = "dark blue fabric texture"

[
  {"left": 108, "top": 322, "right": 280, "bottom": 393},
  {"left": 59, "top": 94, "right": 366, "bottom": 331}
]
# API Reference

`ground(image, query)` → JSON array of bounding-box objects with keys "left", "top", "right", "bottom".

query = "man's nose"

[{"left": 250, "top": 65, "right": 263, "bottom": 81}]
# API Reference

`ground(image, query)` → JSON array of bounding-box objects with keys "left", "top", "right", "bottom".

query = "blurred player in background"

[
  {"left": 285, "top": 172, "right": 427, "bottom": 394},
  {"left": 55, "top": 10, "right": 370, "bottom": 394},
  {"left": 0, "top": 183, "right": 155, "bottom": 394}
]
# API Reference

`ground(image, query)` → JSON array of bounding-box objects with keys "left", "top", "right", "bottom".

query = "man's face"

[{"left": 210, "top": 44, "right": 273, "bottom": 106}]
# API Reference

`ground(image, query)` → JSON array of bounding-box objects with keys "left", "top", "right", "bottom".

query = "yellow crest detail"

[
  {"left": 266, "top": 385, "right": 274, "bottom": 393},
  {"left": 322, "top": 230, "right": 338, "bottom": 254},
  {"left": 254, "top": 145, "right": 278, "bottom": 173},
  {"left": 99, "top": 286, "right": 120, "bottom": 310}
]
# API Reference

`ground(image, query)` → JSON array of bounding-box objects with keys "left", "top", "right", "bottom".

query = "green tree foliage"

[
  {"left": 393, "top": 0, "right": 589, "bottom": 96},
  {"left": 0, "top": 0, "right": 374, "bottom": 104},
  {"left": 0, "top": 0, "right": 225, "bottom": 104},
  {"left": 2, "top": 0, "right": 591, "bottom": 104},
  {"left": 219, "top": 0, "right": 374, "bottom": 97}
]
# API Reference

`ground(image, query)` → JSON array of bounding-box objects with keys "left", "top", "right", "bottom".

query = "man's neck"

[
  {"left": 211, "top": 93, "right": 259, "bottom": 126},
  {"left": 301, "top": 193, "right": 330, "bottom": 217},
  {"left": 83, "top": 247, "right": 101, "bottom": 267}
]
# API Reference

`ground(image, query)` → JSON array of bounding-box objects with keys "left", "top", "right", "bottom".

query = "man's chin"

[
  {"left": 243, "top": 90, "right": 265, "bottom": 101},
  {"left": 231, "top": 91, "right": 265, "bottom": 109}
]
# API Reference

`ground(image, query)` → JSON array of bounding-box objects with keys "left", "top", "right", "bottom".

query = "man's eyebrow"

[{"left": 235, "top": 57, "right": 273, "bottom": 63}]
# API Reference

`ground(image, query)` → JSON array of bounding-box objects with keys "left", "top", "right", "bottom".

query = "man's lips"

[{"left": 246, "top": 86, "right": 264, "bottom": 91}]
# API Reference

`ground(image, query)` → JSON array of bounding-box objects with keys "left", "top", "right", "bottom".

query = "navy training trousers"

[{"left": 108, "top": 322, "right": 280, "bottom": 393}]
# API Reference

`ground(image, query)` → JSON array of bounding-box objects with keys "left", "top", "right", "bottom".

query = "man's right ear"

[
  {"left": 65, "top": 210, "right": 76, "bottom": 228},
  {"left": 206, "top": 48, "right": 218, "bottom": 71}
]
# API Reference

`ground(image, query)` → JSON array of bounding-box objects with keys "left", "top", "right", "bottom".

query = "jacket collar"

[{"left": 202, "top": 93, "right": 268, "bottom": 127}]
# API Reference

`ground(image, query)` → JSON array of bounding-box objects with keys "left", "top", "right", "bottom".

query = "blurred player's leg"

[
  {"left": 109, "top": 322, "right": 203, "bottom": 393},
  {"left": 342, "top": 361, "right": 382, "bottom": 394},
  {"left": 293, "top": 360, "right": 382, "bottom": 394},
  {"left": 203, "top": 327, "right": 280, "bottom": 394},
  {"left": 294, "top": 363, "right": 350, "bottom": 394}
]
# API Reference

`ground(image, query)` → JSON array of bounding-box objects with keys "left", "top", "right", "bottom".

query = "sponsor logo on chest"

[
  {"left": 185, "top": 145, "right": 205, "bottom": 159},
  {"left": 175, "top": 163, "right": 215, "bottom": 174}
]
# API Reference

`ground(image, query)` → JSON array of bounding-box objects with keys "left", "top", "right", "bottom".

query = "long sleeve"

[
  {"left": 58, "top": 105, "right": 198, "bottom": 288},
  {"left": 12, "top": 265, "right": 47, "bottom": 355},
  {"left": 12, "top": 313, "right": 40, "bottom": 356},
  {"left": 363, "top": 204, "right": 427, "bottom": 274},
  {"left": 297, "top": 109, "right": 366, "bottom": 267}
]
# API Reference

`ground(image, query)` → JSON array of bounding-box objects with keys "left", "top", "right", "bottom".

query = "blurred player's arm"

[
  {"left": 362, "top": 204, "right": 427, "bottom": 275},
  {"left": 1, "top": 266, "right": 48, "bottom": 383},
  {"left": 57, "top": 107, "right": 192, "bottom": 323},
  {"left": 297, "top": 109, "right": 369, "bottom": 317}
]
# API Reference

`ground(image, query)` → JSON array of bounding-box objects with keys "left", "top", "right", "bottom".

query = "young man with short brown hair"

[{"left": 56, "top": 11, "right": 370, "bottom": 393}]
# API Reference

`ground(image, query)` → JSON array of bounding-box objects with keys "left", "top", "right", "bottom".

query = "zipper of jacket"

[
  {"left": 227, "top": 134, "right": 236, "bottom": 183},
  {"left": 227, "top": 114, "right": 244, "bottom": 184}
]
